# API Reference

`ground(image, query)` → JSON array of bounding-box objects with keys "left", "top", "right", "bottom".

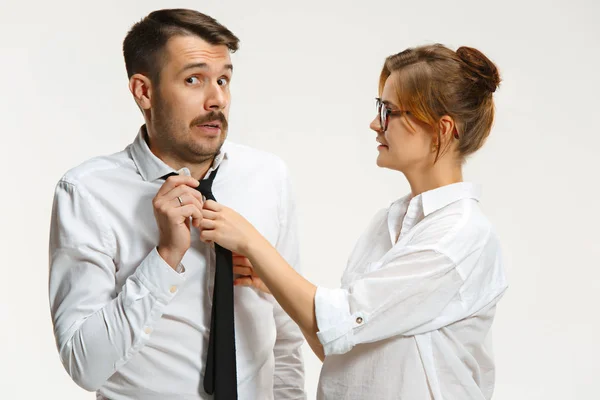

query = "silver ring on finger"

[{"left": 177, "top": 196, "right": 184, "bottom": 207}]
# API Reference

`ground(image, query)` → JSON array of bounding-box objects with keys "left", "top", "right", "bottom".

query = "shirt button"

[
  {"left": 169, "top": 285, "right": 178, "bottom": 293},
  {"left": 144, "top": 327, "right": 153, "bottom": 335},
  {"left": 356, "top": 317, "right": 363, "bottom": 324}
]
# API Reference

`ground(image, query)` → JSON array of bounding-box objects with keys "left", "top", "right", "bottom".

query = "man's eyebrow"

[
  {"left": 180, "top": 62, "right": 208, "bottom": 74},
  {"left": 179, "top": 63, "right": 233, "bottom": 75}
]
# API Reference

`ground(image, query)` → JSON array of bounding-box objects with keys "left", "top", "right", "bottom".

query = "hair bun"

[{"left": 456, "top": 46, "right": 501, "bottom": 93}]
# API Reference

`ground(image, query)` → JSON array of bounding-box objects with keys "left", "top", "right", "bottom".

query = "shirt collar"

[
  {"left": 420, "top": 182, "right": 481, "bottom": 216},
  {"left": 387, "top": 182, "right": 481, "bottom": 244},
  {"left": 129, "top": 125, "right": 229, "bottom": 182}
]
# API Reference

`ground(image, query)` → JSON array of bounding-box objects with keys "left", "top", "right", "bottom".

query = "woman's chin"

[
  {"left": 376, "top": 153, "right": 391, "bottom": 168},
  {"left": 376, "top": 154, "right": 406, "bottom": 172}
]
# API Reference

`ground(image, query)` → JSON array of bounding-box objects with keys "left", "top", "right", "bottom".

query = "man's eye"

[
  {"left": 186, "top": 76, "right": 200, "bottom": 84},
  {"left": 217, "top": 77, "right": 229, "bottom": 86}
]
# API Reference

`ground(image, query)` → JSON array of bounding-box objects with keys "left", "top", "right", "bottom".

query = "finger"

[
  {"left": 200, "top": 229, "right": 216, "bottom": 243},
  {"left": 174, "top": 189, "right": 205, "bottom": 227},
  {"left": 203, "top": 200, "right": 222, "bottom": 212},
  {"left": 158, "top": 189, "right": 203, "bottom": 228},
  {"left": 234, "top": 276, "right": 254, "bottom": 287},
  {"left": 156, "top": 175, "right": 200, "bottom": 197},
  {"left": 232, "top": 256, "right": 252, "bottom": 268},
  {"left": 199, "top": 218, "right": 217, "bottom": 230},
  {"left": 191, "top": 213, "right": 203, "bottom": 228},
  {"left": 170, "top": 204, "right": 203, "bottom": 224},
  {"left": 233, "top": 266, "right": 253, "bottom": 276},
  {"left": 201, "top": 208, "right": 219, "bottom": 220},
  {"left": 154, "top": 185, "right": 204, "bottom": 214},
  {"left": 170, "top": 192, "right": 204, "bottom": 212},
  {"left": 164, "top": 185, "right": 205, "bottom": 205}
]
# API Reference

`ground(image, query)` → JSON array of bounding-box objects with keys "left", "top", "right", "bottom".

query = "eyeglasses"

[
  {"left": 376, "top": 98, "right": 409, "bottom": 132},
  {"left": 375, "top": 97, "right": 460, "bottom": 139}
]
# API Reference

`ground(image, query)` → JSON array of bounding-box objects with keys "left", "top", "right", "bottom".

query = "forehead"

[
  {"left": 381, "top": 77, "right": 398, "bottom": 106},
  {"left": 381, "top": 72, "right": 410, "bottom": 108},
  {"left": 163, "top": 35, "right": 232, "bottom": 71},
  {"left": 382, "top": 72, "right": 399, "bottom": 95}
]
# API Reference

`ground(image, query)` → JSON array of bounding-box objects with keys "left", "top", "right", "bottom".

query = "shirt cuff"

[
  {"left": 133, "top": 247, "right": 187, "bottom": 304},
  {"left": 315, "top": 286, "right": 366, "bottom": 356}
]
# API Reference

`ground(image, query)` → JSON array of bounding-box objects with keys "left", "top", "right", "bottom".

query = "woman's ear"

[{"left": 438, "top": 115, "right": 456, "bottom": 145}]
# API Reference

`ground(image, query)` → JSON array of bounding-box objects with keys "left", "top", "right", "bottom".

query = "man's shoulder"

[
  {"left": 224, "top": 141, "right": 288, "bottom": 176},
  {"left": 59, "top": 147, "right": 133, "bottom": 187},
  {"left": 225, "top": 141, "right": 285, "bottom": 165}
]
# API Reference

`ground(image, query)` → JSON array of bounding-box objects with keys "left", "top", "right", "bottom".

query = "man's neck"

[
  {"left": 156, "top": 151, "right": 215, "bottom": 181},
  {"left": 187, "top": 162, "right": 215, "bottom": 181}
]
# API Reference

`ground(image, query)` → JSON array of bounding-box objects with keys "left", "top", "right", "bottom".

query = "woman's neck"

[{"left": 404, "top": 161, "right": 463, "bottom": 197}]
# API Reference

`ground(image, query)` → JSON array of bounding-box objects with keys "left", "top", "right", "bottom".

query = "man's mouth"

[{"left": 198, "top": 121, "right": 222, "bottom": 129}]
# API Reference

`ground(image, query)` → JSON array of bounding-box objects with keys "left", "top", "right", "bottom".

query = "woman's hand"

[
  {"left": 233, "top": 253, "right": 271, "bottom": 294},
  {"left": 199, "top": 200, "right": 264, "bottom": 256},
  {"left": 200, "top": 201, "right": 320, "bottom": 359}
]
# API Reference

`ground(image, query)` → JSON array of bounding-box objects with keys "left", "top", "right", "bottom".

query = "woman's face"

[{"left": 369, "top": 75, "right": 437, "bottom": 173}]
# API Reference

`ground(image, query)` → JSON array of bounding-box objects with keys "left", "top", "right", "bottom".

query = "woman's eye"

[{"left": 186, "top": 76, "right": 200, "bottom": 84}]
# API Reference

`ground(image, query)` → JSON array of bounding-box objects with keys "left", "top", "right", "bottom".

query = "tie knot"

[
  {"left": 197, "top": 178, "right": 213, "bottom": 198},
  {"left": 197, "top": 167, "right": 220, "bottom": 201},
  {"left": 159, "top": 167, "right": 220, "bottom": 201}
]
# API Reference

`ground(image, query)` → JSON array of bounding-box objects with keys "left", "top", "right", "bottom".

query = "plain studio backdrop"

[{"left": 1, "top": 0, "right": 598, "bottom": 398}]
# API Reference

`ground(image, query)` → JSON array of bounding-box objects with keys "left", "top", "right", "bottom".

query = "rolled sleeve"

[
  {"left": 315, "top": 287, "right": 366, "bottom": 356},
  {"left": 313, "top": 250, "right": 467, "bottom": 356}
]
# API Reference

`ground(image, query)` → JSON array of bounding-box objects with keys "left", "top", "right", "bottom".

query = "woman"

[{"left": 201, "top": 44, "right": 508, "bottom": 399}]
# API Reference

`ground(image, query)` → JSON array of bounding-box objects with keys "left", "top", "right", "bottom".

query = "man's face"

[{"left": 149, "top": 35, "right": 232, "bottom": 164}]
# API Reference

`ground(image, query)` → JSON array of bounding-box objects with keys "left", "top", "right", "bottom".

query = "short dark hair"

[{"left": 123, "top": 9, "right": 239, "bottom": 82}]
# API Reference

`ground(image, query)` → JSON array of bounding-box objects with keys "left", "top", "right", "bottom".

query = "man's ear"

[{"left": 129, "top": 74, "right": 153, "bottom": 110}]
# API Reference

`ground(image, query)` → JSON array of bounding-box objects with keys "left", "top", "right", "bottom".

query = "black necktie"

[{"left": 162, "top": 168, "right": 237, "bottom": 399}]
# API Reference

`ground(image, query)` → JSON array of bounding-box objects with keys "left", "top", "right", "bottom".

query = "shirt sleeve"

[
  {"left": 271, "top": 162, "right": 306, "bottom": 399},
  {"left": 48, "top": 180, "right": 186, "bottom": 391},
  {"left": 314, "top": 248, "right": 468, "bottom": 356}
]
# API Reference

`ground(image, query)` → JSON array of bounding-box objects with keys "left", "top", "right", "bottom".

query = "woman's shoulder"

[{"left": 406, "top": 198, "right": 498, "bottom": 261}]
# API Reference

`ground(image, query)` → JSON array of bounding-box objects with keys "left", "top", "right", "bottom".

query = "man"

[{"left": 49, "top": 9, "right": 305, "bottom": 400}]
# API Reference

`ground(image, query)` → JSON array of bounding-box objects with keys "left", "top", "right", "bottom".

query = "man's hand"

[
  {"left": 233, "top": 253, "right": 271, "bottom": 294},
  {"left": 153, "top": 175, "right": 205, "bottom": 269}
]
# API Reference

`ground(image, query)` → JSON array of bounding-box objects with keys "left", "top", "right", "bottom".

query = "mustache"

[{"left": 190, "top": 111, "right": 228, "bottom": 131}]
